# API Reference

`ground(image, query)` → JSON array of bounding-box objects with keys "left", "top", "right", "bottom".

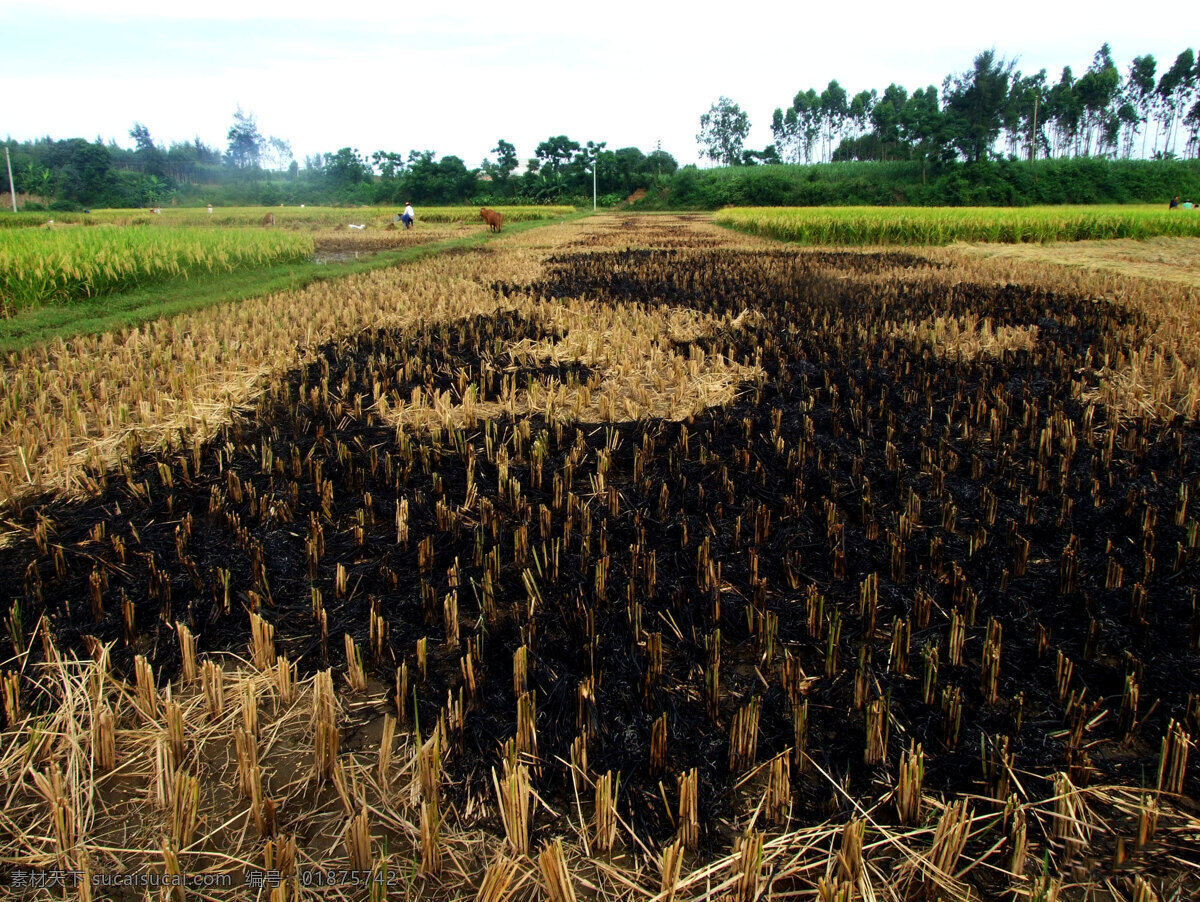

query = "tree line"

[
  {"left": 696, "top": 45, "right": 1200, "bottom": 174},
  {"left": 2, "top": 109, "right": 678, "bottom": 211}
]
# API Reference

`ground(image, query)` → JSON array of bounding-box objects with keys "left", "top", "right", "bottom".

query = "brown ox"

[
  {"left": 480, "top": 207, "right": 503, "bottom": 232},
  {"left": 262, "top": 212, "right": 275, "bottom": 227}
]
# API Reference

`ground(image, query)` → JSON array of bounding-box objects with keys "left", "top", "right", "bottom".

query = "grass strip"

[{"left": 0, "top": 214, "right": 578, "bottom": 353}]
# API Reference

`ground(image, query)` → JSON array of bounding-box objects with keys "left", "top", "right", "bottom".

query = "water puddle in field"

[{"left": 310, "top": 250, "right": 374, "bottom": 265}]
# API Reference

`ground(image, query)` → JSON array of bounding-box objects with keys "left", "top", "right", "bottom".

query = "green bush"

[{"left": 653, "top": 158, "right": 1200, "bottom": 209}]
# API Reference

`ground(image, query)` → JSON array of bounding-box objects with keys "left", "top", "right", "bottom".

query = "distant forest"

[
  {"left": 0, "top": 112, "right": 679, "bottom": 212},
  {"left": 675, "top": 45, "right": 1200, "bottom": 207},
  {"left": 766, "top": 45, "right": 1200, "bottom": 168},
  {"left": 4, "top": 45, "right": 1200, "bottom": 210}
]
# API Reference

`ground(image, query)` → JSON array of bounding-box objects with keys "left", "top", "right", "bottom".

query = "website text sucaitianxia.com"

[{"left": 6, "top": 868, "right": 411, "bottom": 890}]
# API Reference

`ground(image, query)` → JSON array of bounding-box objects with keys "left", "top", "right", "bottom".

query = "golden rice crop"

[
  {"left": 182, "top": 205, "right": 574, "bottom": 229},
  {"left": 0, "top": 226, "right": 313, "bottom": 311},
  {"left": 715, "top": 204, "right": 1200, "bottom": 245},
  {"left": 0, "top": 205, "right": 576, "bottom": 231}
]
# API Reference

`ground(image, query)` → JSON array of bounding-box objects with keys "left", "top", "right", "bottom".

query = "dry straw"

[
  {"left": 731, "top": 828, "right": 763, "bottom": 902},
  {"left": 1156, "top": 719, "right": 1191, "bottom": 795},
  {"left": 764, "top": 751, "right": 791, "bottom": 825},
  {"left": 345, "top": 804, "right": 372, "bottom": 872},
  {"left": 249, "top": 610, "right": 276, "bottom": 671},
  {"left": 593, "top": 770, "right": 619, "bottom": 854},
  {"left": 312, "top": 668, "right": 339, "bottom": 781},
  {"left": 538, "top": 838, "right": 577, "bottom": 902},
  {"left": 475, "top": 855, "right": 519, "bottom": 902},
  {"left": 175, "top": 622, "right": 197, "bottom": 684},
  {"left": 896, "top": 742, "right": 924, "bottom": 825},
  {"left": 493, "top": 761, "right": 531, "bottom": 857},
  {"left": 4, "top": 215, "right": 1200, "bottom": 902},
  {"left": 344, "top": 633, "right": 367, "bottom": 692}
]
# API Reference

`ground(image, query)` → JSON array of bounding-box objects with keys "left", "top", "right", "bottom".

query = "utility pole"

[
  {"left": 1030, "top": 92, "right": 1039, "bottom": 163},
  {"left": 5, "top": 147, "right": 15, "bottom": 213},
  {"left": 593, "top": 156, "right": 597, "bottom": 211}
]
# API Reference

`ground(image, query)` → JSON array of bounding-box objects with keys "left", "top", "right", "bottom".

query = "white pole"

[
  {"left": 5, "top": 147, "right": 15, "bottom": 213},
  {"left": 593, "top": 156, "right": 597, "bottom": 212}
]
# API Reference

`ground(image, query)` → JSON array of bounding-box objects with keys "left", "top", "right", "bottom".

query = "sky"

[{"left": 5, "top": 0, "right": 1195, "bottom": 171}]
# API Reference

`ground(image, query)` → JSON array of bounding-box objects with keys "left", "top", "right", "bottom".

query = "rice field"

[
  {"left": 0, "top": 204, "right": 575, "bottom": 314},
  {"left": 0, "top": 214, "right": 1196, "bottom": 901},
  {"left": 714, "top": 204, "right": 1200, "bottom": 245},
  {"left": 0, "top": 205, "right": 577, "bottom": 230},
  {"left": 0, "top": 226, "right": 314, "bottom": 312}
]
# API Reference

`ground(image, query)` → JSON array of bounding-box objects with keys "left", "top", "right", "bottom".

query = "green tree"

[
  {"left": 264, "top": 137, "right": 294, "bottom": 172},
  {"left": 606, "top": 147, "right": 646, "bottom": 194},
  {"left": 1004, "top": 71, "right": 1048, "bottom": 160},
  {"left": 431, "top": 155, "right": 477, "bottom": 202},
  {"left": 819, "top": 80, "right": 848, "bottom": 162},
  {"left": 371, "top": 151, "right": 405, "bottom": 180},
  {"left": 942, "top": 50, "right": 1016, "bottom": 163},
  {"left": 870, "top": 83, "right": 908, "bottom": 161},
  {"left": 482, "top": 139, "right": 519, "bottom": 191},
  {"left": 645, "top": 146, "right": 677, "bottom": 180},
  {"left": 323, "top": 147, "right": 372, "bottom": 188},
  {"left": 1125, "top": 55, "right": 1157, "bottom": 158},
  {"left": 165, "top": 141, "right": 199, "bottom": 184},
  {"left": 528, "top": 136, "right": 582, "bottom": 199},
  {"left": 795, "top": 89, "right": 824, "bottom": 162},
  {"left": 901, "top": 86, "right": 945, "bottom": 181},
  {"left": 775, "top": 89, "right": 822, "bottom": 164},
  {"left": 577, "top": 140, "right": 608, "bottom": 192},
  {"left": 401, "top": 150, "right": 437, "bottom": 199},
  {"left": 45, "top": 139, "right": 111, "bottom": 205},
  {"left": 697, "top": 97, "right": 750, "bottom": 166},
  {"left": 23, "top": 160, "right": 54, "bottom": 202},
  {"left": 1047, "top": 67, "right": 1082, "bottom": 157},
  {"left": 1076, "top": 44, "right": 1121, "bottom": 156},
  {"left": 129, "top": 122, "right": 154, "bottom": 153},
  {"left": 196, "top": 138, "right": 221, "bottom": 166},
  {"left": 399, "top": 151, "right": 477, "bottom": 203},
  {"left": 225, "top": 106, "right": 264, "bottom": 171},
  {"left": 129, "top": 122, "right": 167, "bottom": 178},
  {"left": 1156, "top": 49, "right": 1196, "bottom": 157},
  {"left": 535, "top": 135, "right": 581, "bottom": 178},
  {"left": 163, "top": 138, "right": 219, "bottom": 185},
  {"left": 1185, "top": 95, "right": 1200, "bottom": 157},
  {"left": 741, "top": 145, "right": 782, "bottom": 166},
  {"left": 770, "top": 106, "right": 800, "bottom": 164},
  {"left": 848, "top": 90, "right": 877, "bottom": 141}
]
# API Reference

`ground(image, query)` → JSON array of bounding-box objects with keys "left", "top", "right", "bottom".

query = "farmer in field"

[{"left": 401, "top": 201, "right": 415, "bottom": 229}]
